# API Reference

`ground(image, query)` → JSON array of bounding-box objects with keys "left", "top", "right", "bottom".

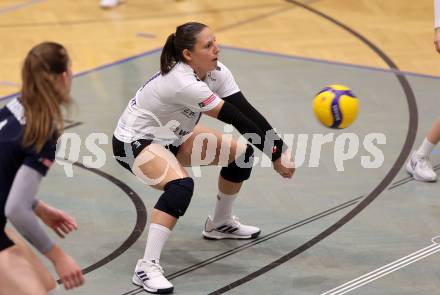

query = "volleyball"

[{"left": 313, "top": 84, "right": 359, "bottom": 129}]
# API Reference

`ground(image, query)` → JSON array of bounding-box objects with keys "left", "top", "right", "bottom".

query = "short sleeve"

[
  {"left": 175, "top": 81, "right": 221, "bottom": 112},
  {"left": 23, "top": 138, "right": 56, "bottom": 176},
  {"left": 208, "top": 62, "right": 240, "bottom": 98}
]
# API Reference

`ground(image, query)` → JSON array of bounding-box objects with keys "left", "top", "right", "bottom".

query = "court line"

[
  {"left": 208, "top": 0, "right": 418, "bottom": 293},
  {"left": 1, "top": 18, "right": 422, "bottom": 294},
  {"left": 321, "top": 238, "right": 440, "bottom": 295},
  {"left": 121, "top": 196, "right": 363, "bottom": 295},
  {"left": 0, "top": 81, "right": 19, "bottom": 86},
  {"left": 64, "top": 121, "right": 83, "bottom": 130},
  {"left": 388, "top": 162, "right": 440, "bottom": 190},
  {"left": 0, "top": 2, "right": 422, "bottom": 293},
  {"left": 167, "top": 198, "right": 361, "bottom": 280},
  {"left": 3, "top": 43, "right": 440, "bottom": 103},
  {"left": 57, "top": 121, "right": 435, "bottom": 295},
  {"left": 119, "top": 155, "right": 435, "bottom": 295},
  {"left": 215, "top": 4, "right": 294, "bottom": 33},
  {"left": 61, "top": 118, "right": 433, "bottom": 294},
  {"left": 0, "top": 2, "right": 285, "bottom": 28},
  {"left": 53, "top": 159, "right": 147, "bottom": 283},
  {"left": 0, "top": 0, "right": 46, "bottom": 15},
  {"left": 2, "top": 7, "right": 420, "bottom": 293},
  {"left": 220, "top": 45, "right": 440, "bottom": 81},
  {"left": 0, "top": 47, "right": 162, "bottom": 102},
  {"left": 57, "top": 120, "right": 366, "bottom": 295}
]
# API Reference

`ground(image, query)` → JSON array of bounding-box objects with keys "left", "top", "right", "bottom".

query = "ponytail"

[
  {"left": 160, "top": 33, "right": 177, "bottom": 75},
  {"left": 21, "top": 42, "right": 71, "bottom": 152},
  {"left": 160, "top": 22, "right": 208, "bottom": 75}
]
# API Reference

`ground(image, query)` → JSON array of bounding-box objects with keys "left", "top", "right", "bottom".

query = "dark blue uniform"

[{"left": 0, "top": 98, "right": 56, "bottom": 251}]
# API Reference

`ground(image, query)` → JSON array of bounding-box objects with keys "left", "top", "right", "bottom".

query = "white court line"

[
  {"left": 0, "top": 81, "right": 19, "bottom": 86},
  {"left": 0, "top": 0, "right": 45, "bottom": 15},
  {"left": 321, "top": 236, "right": 440, "bottom": 295}
]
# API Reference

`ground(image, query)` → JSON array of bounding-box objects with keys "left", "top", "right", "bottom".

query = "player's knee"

[
  {"left": 154, "top": 177, "right": 194, "bottom": 218},
  {"left": 220, "top": 144, "right": 254, "bottom": 183}
]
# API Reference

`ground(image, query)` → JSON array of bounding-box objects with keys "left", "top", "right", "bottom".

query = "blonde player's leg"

[
  {"left": 0, "top": 230, "right": 48, "bottom": 295},
  {"left": 5, "top": 229, "right": 57, "bottom": 292}
]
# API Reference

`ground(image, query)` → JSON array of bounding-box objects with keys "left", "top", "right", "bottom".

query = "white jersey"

[{"left": 114, "top": 61, "right": 240, "bottom": 146}]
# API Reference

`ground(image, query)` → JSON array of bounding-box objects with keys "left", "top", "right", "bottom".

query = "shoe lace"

[
  {"left": 419, "top": 157, "right": 434, "bottom": 170},
  {"left": 145, "top": 261, "right": 164, "bottom": 275},
  {"left": 230, "top": 215, "right": 242, "bottom": 227}
]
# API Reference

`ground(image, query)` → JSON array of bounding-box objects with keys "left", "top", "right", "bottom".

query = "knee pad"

[
  {"left": 154, "top": 177, "right": 194, "bottom": 218},
  {"left": 220, "top": 144, "right": 254, "bottom": 183}
]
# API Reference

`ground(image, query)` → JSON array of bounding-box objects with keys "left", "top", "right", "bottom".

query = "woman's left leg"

[
  {"left": 5, "top": 230, "right": 57, "bottom": 293},
  {"left": 176, "top": 124, "right": 260, "bottom": 239},
  {"left": 0, "top": 229, "right": 56, "bottom": 295}
]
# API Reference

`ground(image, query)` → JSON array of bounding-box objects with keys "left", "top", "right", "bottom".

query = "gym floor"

[{"left": 1, "top": 1, "right": 439, "bottom": 294}]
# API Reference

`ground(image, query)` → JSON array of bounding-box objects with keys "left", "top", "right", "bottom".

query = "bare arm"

[{"left": 5, "top": 165, "right": 84, "bottom": 289}]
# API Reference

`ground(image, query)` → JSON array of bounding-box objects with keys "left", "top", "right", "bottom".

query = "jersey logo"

[
  {"left": 198, "top": 94, "right": 217, "bottom": 108},
  {"left": 182, "top": 108, "right": 197, "bottom": 119},
  {"left": 133, "top": 141, "right": 142, "bottom": 149},
  {"left": 0, "top": 119, "right": 7, "bottom": 131},
  {"left": 207, "top": 72, "right": 216, "bottom": 82},
  {"left": 39, "top": 157, "right": 53, "bottom": 168}
]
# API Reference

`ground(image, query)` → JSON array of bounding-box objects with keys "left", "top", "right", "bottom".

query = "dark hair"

[
  {"left": 160, "top": 22, "right": 208, "bottom": 74},
  {"left": 21, "top": 41, "right": 71, "bottom": 152}
]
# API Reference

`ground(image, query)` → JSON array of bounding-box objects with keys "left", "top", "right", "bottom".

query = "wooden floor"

[
  {"left": 0, "top": 0, "right": 438, "bottom": 97},
  {"left": 2, "top": 2, "right": 440, "bottom": 294}
]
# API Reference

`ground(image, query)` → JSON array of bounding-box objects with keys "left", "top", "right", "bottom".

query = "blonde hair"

[{"left": 20, "top": 42, "right": 71, "bottom": 152}]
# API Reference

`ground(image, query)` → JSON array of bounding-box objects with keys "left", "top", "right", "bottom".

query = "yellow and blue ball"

[{"left": 313, "top": 84, "right": 359, "bottom": 129}]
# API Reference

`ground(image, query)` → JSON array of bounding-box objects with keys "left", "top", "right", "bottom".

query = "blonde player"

[{"left": 0, "top": 42, "right": 84, "bottom": 294}]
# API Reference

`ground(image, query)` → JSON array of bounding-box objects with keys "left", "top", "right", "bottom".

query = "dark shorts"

[
  {"left": 1, "top": 194, "right": 14, "bottom": 252},
  {"left": 112, "top": 135, "right": 181, "bottom": 173},
  {"left": 0, "top": 224, "right": 14, "bottom": 252}
]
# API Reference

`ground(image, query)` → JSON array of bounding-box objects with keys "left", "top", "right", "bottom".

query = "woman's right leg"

[
  {"left": 175, "top": 124, "right": 260, "bottom": 240},
  {"left": 0, "top": 230, "right": 50, "bottom": 295},
  {"left": 130, "top": 143, "right": 191, "bottom": 294}
]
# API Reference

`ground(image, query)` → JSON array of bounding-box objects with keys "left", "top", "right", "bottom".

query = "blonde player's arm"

[
  {"left": 5, "top": 165, "right": 84, "bottom": 290},
  {"left": 34, "top": 200, "right": 78, "bottom": 239}
]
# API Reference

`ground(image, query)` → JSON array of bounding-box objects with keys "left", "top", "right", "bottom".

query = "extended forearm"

[{"left": 217, "top": 100, "right": 284, "bottom": 161}]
